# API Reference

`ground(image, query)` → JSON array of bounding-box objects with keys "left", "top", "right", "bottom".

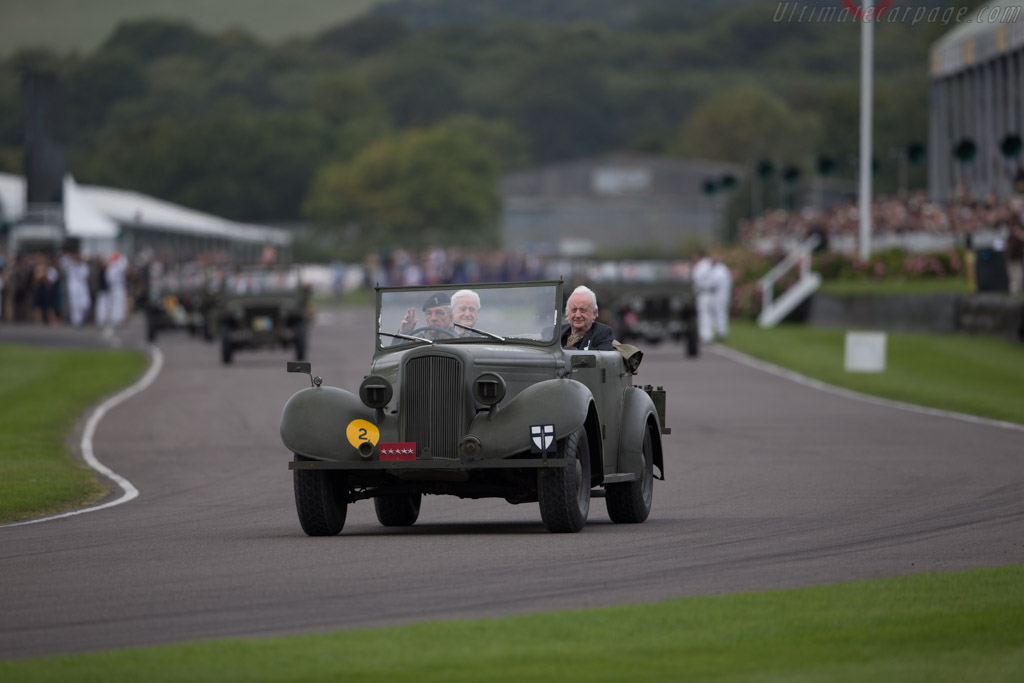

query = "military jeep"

[
  {"left": 216, "top": 266, "right": 311, "bottom": 364},
  {"left": 144, "top": 264, "right": 215, "bottom": 343},
  {"left": 280, "top": 280, "right": 668, "bottom": 535},
  {"left": 607, "top": 282, "right": 699, "bottom": 358}
]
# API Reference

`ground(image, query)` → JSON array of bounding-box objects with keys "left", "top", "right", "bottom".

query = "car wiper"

[
  {"left": 378, "top": 332, "right": 434, "bottom": 345},
  {"left": 454, "top": 323, "right": 505, "bottom": 342}
]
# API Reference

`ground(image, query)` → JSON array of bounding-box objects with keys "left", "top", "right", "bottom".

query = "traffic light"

[
  {"left": 906, "top": 142, "right": 925, "bottom": 165},
  {"left": 719, "top": 173, "right": 737, "bottom": 190},
  {"left": 756, "top": 159, "right": 775, "bottom": 179},
  {"left": 953, "top": 138, "right": 977, "bottom": 163},
  {"left": 1000, "top": 134, "right": 1022, "bottom": 158},
  {"left": 702, "top": 178, "right": 718, "bottom": 195},
  {"left": 782, "top": 164, "right": 801, "bottom": 183}
]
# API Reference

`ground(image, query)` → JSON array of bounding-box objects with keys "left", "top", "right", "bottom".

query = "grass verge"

[
  {"left": 819, "top": 277, "right": 973, "bottom": 295},
  {"left": 0, "top": 344, "right": 148, "bottom": 523},
  {"left": 1, "top": 565, "right": 1021, "bottom": 681},
  {"left": 723, "top": 320, "right": 1024, "bottom": 425}
]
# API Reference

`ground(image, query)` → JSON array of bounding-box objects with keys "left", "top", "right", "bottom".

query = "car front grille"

[{"left": 401, "top": 355, "right": 464, "bottom": 460}]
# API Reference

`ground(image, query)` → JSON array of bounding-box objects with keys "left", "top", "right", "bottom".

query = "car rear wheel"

[
  {"left": 374, "top": 493, "right": 422, "bottom": 526},
  {"left": 293, "top": 456, "right": 348, "bottom": 536},
  {"left": 538, "top": 426, "right": 591, "bottom": 533},
  {"left": 605, "top": 427, "right": 654, "bottom": 524},
  {"left": 685, "top": 323, "right": 699, "bottom": 358}
]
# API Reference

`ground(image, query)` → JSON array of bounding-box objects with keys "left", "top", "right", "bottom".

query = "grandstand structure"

[
  {"left": 500, "top": 152, "right": 743, "bottom": 254},
  {"left": 929, "top": 0, "right": 1024, "bottom": 201},
  {"left": 0, "top": 171, "right": 291, "bottom": 261}
]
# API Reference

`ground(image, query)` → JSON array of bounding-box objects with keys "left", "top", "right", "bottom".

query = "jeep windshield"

[{"left": 377, "top": 282, "right": 561, "bottom": 349}]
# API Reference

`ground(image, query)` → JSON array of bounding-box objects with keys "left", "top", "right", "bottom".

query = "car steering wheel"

[{"left": 407, "top": 326, "right": 456, "bottom": 339}]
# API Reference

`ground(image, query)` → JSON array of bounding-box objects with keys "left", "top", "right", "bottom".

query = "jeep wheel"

[
  {"left": 374, "top": 493, "right": 422, "bottom": 526},
  {"left": 220, "top": 333, "right": 233, "bottom": 364},
  {"left": 538, "top": 426, "right": 591, "bottom": 533},
  {"left": 294, "top": 323, "right": 308, "bottom": 361},
  {"left": 606, "top": 427, "right": 654, "bottom": 524},
  {"left": 293, "top": 456, "right": 348, "bottom": 536},
  {"left": 685, "top": 325, "right": 699, "bottom": 358}
]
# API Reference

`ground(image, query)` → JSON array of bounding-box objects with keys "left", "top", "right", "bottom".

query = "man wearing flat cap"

[{"left": 399, "top": 291, "right": 454, "bottom": 339}]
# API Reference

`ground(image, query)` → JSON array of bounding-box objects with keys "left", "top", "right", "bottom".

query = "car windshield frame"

[{"left": 375, "top": 280, "right": 564, "bottom": 351}]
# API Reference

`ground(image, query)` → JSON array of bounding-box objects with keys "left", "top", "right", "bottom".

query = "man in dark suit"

[{"left": 561, "top": 285, "right": 614, "bottom": 350}]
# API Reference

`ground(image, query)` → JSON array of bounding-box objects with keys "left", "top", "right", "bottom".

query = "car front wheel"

[
  {"left": 293, "top": 456, "right": 348, "bottom": 536},
  {"left": 605, "top": 427, "right": 654, "bottom": 523},
  {"left": 538, "top": 426, "right": 591, "bottom": 533}
]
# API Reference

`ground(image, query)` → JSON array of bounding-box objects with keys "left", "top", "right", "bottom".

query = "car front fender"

[
  {"left": 467, "top": 378, "right": 593, "bottom": 459},
  {"left": 617, "top": 387, "right": 664, "bottom": 479},
  {"left": 280, "top": 386, "right": 383, "bottom": 460}
]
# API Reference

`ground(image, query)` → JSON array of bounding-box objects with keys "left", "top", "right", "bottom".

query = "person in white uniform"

[
  {"left": 709, "top": 256, "right": 733, "bottom": 341},
  {"left": 60, "top": 252, "right": 92, "bottom": 327},
  {"left": 691, "top": 250, "right": 716, "bottom": 344},
  {"left": 95, "top": 251, "right": 129, "bottom": 329}
]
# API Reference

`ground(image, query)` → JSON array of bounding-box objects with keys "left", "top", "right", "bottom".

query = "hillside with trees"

[{"left": 0, "top": 0, "right": 987, "bottom": 255}]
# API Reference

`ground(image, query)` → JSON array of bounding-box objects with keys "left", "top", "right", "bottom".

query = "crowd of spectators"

[
  {"left": 0, "top": 248, "right": 147, "bottom": 327},
  {"left": 361, "top": 247, "right": 546, "bottom": 288},
  {"left": 739, "top": 191, "right": 1024, "bottom": 252}
]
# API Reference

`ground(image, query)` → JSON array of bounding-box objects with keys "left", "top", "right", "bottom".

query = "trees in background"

[{"left": 0, "top": 1, "right": 956, "bottom": 249}]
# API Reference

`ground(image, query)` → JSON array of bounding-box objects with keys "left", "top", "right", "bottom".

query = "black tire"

[
  {"left": 293, "top": 457, "right": 348, "bottom": 536},
  {"left": 220, "top": 333, "right": 233, "bottom": 364},
  {"left": 374, "top": 493, "right": 422, "bottom": 527},
  {"left": 538, "top": 426, "right": 591, "bottom": 533},
  {"left": 685, "top": 324, "right": 699, "bottom": 358},
  {"left": 606, "top": 427, "right": 654, "bottom": 524},
  {"left": 294, "top": 323, "right": 308, "bottom": 361}
]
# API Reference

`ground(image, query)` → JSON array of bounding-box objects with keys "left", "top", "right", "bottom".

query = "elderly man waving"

[{"left": 561, "top": 285, "right": 614, "bottom": 351}]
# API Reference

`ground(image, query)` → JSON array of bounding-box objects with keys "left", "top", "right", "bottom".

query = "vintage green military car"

[
  {"left": 280, "top": 280, "right": 668, "bottom": 535},
  {"left": 216, "top": 266, "right": 311, "bottom": 364}
]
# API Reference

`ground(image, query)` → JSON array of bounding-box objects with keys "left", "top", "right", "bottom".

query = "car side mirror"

[{"left": 287, "top": 361, "right": 311, "bottom": 374}]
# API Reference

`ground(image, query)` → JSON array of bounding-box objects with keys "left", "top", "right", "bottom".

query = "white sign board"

[{"left": 844, "top": 331, "right": 887, "bottom": 373}]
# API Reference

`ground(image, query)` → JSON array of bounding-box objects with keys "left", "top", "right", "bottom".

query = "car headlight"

[
  {"left": 473, "top": 372, "right": 506, "bottom": 407},
  {"left": 359, "top": 375, "right": 393, "bottom": 409}
]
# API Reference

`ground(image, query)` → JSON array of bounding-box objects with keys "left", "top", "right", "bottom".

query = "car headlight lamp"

[
  {"left": 473, "top": 372, "right": 506, "bottom": 407},
  {"left": 359, "top": 375, "right": 393, "bottom": 409}
]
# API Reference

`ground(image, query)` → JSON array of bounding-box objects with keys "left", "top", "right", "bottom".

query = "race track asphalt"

[{"left": 1, "top": 310, "right": 1021, "bottom": 659}]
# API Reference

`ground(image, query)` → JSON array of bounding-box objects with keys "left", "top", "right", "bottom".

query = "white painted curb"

[{"left": 1, "top": 346, "right": 165, "bottom": 528}]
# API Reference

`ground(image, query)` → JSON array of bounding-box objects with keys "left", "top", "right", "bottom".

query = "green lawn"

[
  {"left": 2, "top": 566, "right": 1021, "bottom": 682},
  {"left": 0, "top": 345, "right": 147, "bottom": 523},
  {"left": 819, "top": 277, "right": 973, "bottom": 295},
  {"left": 723, "top": 320, "right": 1024, "bottom": 425}
]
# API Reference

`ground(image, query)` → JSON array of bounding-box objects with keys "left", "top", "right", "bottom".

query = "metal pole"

[{"left": 858, "top": 0, "right": 874, "bottom": 261}]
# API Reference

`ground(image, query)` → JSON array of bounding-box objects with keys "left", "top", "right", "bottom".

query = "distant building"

[
  {"left": 500, "top": 153, "right": 743, "bottom": 255},
  {"left": 929, "top": 0, "right": 1024, "bottom": 201},
  {"left": 0, "top": 172, "right": 291, "bottom": 261}
]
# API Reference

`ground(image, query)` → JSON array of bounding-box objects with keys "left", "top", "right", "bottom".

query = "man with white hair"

[
  {"left": 561, "top": 285, "right": 614, "bottom": 350},
  {"left": 450, "top": 289, "right": 481, "bottom": 336}
]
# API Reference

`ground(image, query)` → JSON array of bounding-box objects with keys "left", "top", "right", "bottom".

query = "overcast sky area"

[{"left": 0, "top": 0, "right": 380, "bottom": 56}]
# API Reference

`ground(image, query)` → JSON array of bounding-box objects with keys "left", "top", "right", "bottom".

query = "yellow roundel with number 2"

[{"left": 346, "top": 419, "right": 380, "bottom": 449}]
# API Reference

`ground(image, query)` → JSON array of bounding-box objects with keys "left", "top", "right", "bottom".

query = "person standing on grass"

[{"left": 1007, "top": 215, "right": 1024, "bottom": 296}]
